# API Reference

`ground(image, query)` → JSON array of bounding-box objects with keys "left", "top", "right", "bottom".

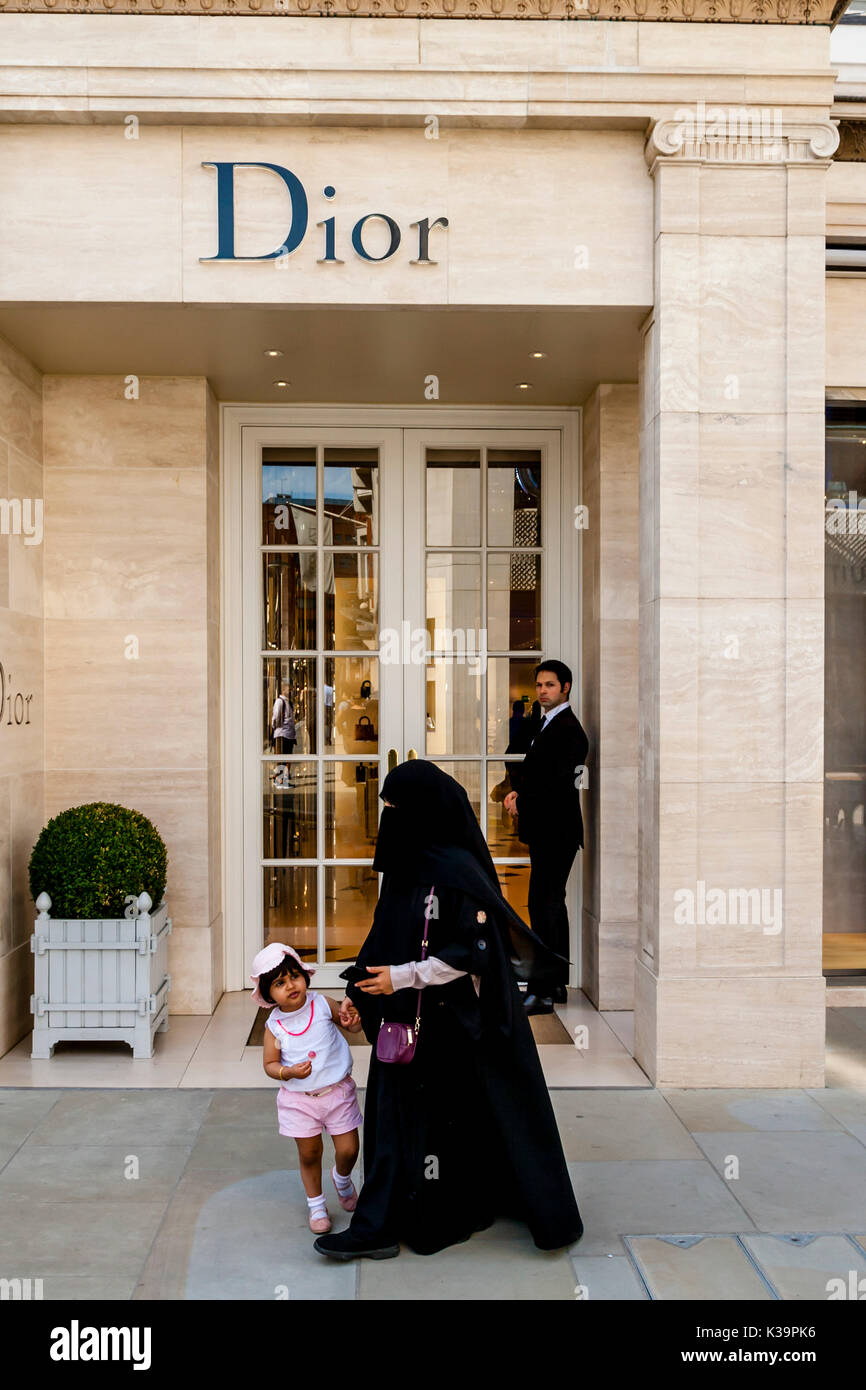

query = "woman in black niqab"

[{"left": 313, "top": 759, "right": 583, "bottom": 1260}]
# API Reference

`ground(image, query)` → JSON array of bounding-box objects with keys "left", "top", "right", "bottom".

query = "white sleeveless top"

[{"left": 266, "top": 992, "right": 353, "bottom": 1091}]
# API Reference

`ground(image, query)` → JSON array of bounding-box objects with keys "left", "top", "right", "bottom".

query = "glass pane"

[
  {"left": 262, "top": 658, "right": 316, "bottom": 755},
  {"left": 324, "top": 761, "right": 381, "bottom": 859},
  {"left": 488, "top": 449, "right": 542, "bottom": 548},
  {"left": 262, "top": 447, "right": 317, "bottom": 545},
  {"left": 325, "top": 865, "right": 379, "bottom": 962},
  {"left": 432, "top": 761, "right": 481, "bottom": 826},
  {"left": 487, "top": 761, "right": 526, "bottom": 858},
  {"left": 326, "top": 657, "right": 379, "bottom": 754},
  {"left": 324, "top": 448, "right": 379, "bottom": 546},
  {"left": 325, "top": 552, "right": 378, "bottom": 651},
  {"left": 487, "top": 657, "right": 540, "bottom": 754},
  {"left": 425, "top": 662, "right": 482, "bottom": 756},
  {"left": 426, "top": 448, "right": 481, "bottom": 546},
  {"left": 262, "top": 761, "right": 317, "bottom": 860},
  {"left": 824, "top": 407, "right": 866, "bottom": 974},
  {"left": 487, "top": 552, "right": 541, "bottom": 651},
  {"left": 426, "top": 552, "right": 482, "bottom": 654},
  {"left": 263, "top": 866, "right": 317, "bottom": 955},
  {"left": 263, "top": 553, "right": 316, "bottom": 651},
  {"left": 496, "top": 864, "right": 531, "bottom": 922}
]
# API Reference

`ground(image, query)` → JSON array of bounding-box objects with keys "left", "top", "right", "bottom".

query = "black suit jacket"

[{"left": 509, "top": 705, "right": 589, "bottom": 849}]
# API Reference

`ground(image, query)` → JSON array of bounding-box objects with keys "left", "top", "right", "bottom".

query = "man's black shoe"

[
  {"left": 523, "top": 993, "right": 554, "bottom": 1016},
  {"left": 313, "top": 1230, "right": 400, "bottom": 1261}
]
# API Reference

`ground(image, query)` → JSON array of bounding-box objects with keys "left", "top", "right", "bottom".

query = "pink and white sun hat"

[{"left": 249, "top": 942, "right": 316, "bottom": 1008}]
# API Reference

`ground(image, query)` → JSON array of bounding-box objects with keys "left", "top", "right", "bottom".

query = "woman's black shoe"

[
  {"left": 313, "top": 1230, "right": 400, "bottom": 1261},
  {"left": 523, "top": 994, "right": 554, "bottom": 1016},
  {"left": 551, "top": 985, "right": 568, "bottom": 1004}
]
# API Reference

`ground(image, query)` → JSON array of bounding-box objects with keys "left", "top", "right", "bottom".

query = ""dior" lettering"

[
  {"left": 201, "top": 163, "right": 449, "bottom": 265},
  {"left": 0, "top": 662, "right": 34, "bottom": 727}
]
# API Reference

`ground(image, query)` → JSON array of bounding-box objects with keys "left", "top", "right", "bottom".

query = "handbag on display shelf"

[
  {"left": 375, "top": 884, "right": 435, "bottom": 1065},
  {"left": 354, "top": 715, "right": 377, "bottom": 742}
]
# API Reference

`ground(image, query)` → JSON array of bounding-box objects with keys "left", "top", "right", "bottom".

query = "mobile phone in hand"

[{"left": 339, "top": 964, "right": 373, "bottom": 984}]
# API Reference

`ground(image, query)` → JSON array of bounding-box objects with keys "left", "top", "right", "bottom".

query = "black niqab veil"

[{"left": 372, "top": 758, "right": 498, "bottom": 883}]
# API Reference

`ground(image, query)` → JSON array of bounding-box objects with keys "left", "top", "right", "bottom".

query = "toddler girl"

[{"left": 251, "top": 943, "right": 364, "bottom": 1234}]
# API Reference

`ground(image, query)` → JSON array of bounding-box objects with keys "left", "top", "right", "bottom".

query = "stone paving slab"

[
  {"left": 24, "top": 1090, "right": 213, "bottom": 1148},
  {"left": 0, "top": 1089, "right": 64, "bottom": 1167},
  {"left": 15, "top": 1275, "right": 143, "bottom": 1301},
  {"left": 625, "top": 1235, "right": 774, "bottom": 1301},
  {"left": 741, "top": 1234, "right": 866, "bottom": 1301},
  {"left": 358, "top": 1218, "right": 577, "bottom": 1300},
  {"left": 184, "top": 1170, "right": 356, "bottom": 1301},
  {"left": 183, "top": 1124, "right": 298, "bottom": 1175},
  {"left": 805, "top": 1086, "right": 866, "bottom": 1145},
  {"left": 566, "top": 1159, "right": 757, "bottom": 1257},
  {"left": 571, "top": 1253, "right": 649, "bottom": 1300},
  {"left": 659, "top": 1089, "right": 846, "bottom": 1134},
  {"left": 0, "top": 1143, "right": 193, "bottom": 1202},
  {"left": 0, "top": 1198, "right": 171, "bottom": 1277},
  {"left": 552, "top": 1089, "right": 703, "bottom": 1161},
  {"left": 691, "top": 1131, "right": 866, "bottom": 1230}
]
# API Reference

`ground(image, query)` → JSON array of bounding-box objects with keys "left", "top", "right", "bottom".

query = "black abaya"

[{"left": 341, "top": 761, "right": 583, "bottom": 1254}]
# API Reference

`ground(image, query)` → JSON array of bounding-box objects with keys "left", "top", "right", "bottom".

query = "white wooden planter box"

[{"left": 30, "top": 891, "right": 172, "bottom": 1059}]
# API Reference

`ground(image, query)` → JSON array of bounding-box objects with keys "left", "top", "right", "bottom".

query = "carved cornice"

[
  {"left": 0, "top": 0, "right": 842, "bottom": 18},
  {"left": 645, "top": 115, "right": 841, "bottom": 166}
]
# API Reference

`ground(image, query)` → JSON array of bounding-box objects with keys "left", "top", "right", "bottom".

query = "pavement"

[{"left": 2, "top": 1081, "right": 866, "bottom": 1301}]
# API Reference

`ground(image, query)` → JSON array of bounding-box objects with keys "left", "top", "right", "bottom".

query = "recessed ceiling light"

[
  {"left": 264, "top": 349, "right": 284, "bottom": 358},
  {"left": 530, "top": 351, "right": 547, "bottom": 359},
  {"left": 273, "top": 380, "right": 290, "bottom": 388},
  {"left": 516, "top": 382, "right": 532, "bottom": 390}
]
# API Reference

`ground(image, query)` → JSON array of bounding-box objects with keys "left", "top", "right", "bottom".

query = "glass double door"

[{"left": 245, "top": 424, "right": 561, "bottom": 985}]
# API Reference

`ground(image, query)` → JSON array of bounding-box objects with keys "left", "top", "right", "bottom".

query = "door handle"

[
  {"left": 407, "top": 749, "right": 418, "bottom": 760},
  {"left": 387, "top": 748, "right": 398, "bottom": 773}
]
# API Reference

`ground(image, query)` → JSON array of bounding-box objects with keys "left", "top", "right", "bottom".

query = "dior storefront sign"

[
  {"left": 0, "top": 661, "right": 34, "bottom": 727},
  {"left": 201, "top": 162, "right": 449, "bottom": 265}
]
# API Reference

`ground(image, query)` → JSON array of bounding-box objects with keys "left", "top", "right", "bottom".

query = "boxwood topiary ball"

[{"left": 28, "top": 802, "right": 168, "bottom": 921}]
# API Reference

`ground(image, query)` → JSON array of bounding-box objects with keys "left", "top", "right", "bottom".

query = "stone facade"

[{"left": 0, "top": 11, "right": 857, "bottom": 1083}]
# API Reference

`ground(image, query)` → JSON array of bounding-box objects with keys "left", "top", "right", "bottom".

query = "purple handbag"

[{"left": 375, "top": 884, "right": 435, "bottom": 1065}]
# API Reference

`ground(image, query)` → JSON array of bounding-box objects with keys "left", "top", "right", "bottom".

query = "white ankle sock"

[
  {"left": 332, "top": 1165, "right": 354, "bottom": 1194},
  {"left": 306, "top": 1192, "right": 328, "bottom": 1217}
]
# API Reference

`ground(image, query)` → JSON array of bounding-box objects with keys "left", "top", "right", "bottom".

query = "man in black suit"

[{"left": 504, "top": 660, "right": 588, "bottom": 1016}]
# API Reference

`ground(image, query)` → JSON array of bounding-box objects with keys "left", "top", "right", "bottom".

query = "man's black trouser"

[{"left": 525, "top": 835, "right": 579, "bottom": 995}]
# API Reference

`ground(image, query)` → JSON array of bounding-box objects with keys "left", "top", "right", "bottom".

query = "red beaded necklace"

[{"left": 275, "top": 995, "right": 315, "bottom": 1037}]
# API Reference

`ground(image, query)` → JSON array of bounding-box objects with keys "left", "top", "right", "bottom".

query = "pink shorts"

[{"left": 276, "top": 1074, "right": 363, "bottom": 1140}]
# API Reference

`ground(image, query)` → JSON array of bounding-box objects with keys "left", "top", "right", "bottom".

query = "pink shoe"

[
  {"left": 309, "top": 1211, "right": 332, "bottom": 1234},
  {"left": 331, "top": 1171, "right": 358, "bottom": 1212}
]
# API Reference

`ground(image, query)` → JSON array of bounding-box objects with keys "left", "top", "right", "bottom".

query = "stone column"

[
  {"left": 636, "top": 117, "right": 837, "bottom": 1086},
  {"left": 581, "top": 384, "right": 640, "bottom": 1011}
]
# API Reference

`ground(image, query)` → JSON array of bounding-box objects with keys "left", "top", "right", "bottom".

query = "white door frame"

[{"left": 221, "top": 404, "right": 582, "bottom": 994}]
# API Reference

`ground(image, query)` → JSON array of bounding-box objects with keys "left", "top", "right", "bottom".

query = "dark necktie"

[{"left": 531, "top": 714, "right": 549, "bottom": 747}]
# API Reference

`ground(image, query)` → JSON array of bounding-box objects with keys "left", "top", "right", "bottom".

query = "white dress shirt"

[
  {"left": 390, "top": 957, "right": 480, "bottom": 997},
  {"left": 533, "top": 699, "right": 569, "bottom": 741}
]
